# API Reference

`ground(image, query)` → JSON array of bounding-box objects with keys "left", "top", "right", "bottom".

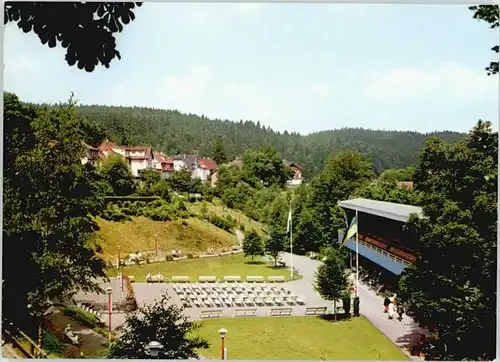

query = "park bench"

[
  {"left": 246, "top": 276, "right": 264, "bottom": 283},
  {"left": 151, "top": 274, "right": 165, "bottom": 283},
  {"left": 234, "top": 308, "right": 257, "bottom": 317},
  {"left": 268, "top": 276, "right": 286, "bottom": 283},
  {"left": 269, "top": 308, "right": 293, "bottom": 317},
  {"left": 199, "top": 310, "right": 223, "bottom": 319},
  {"left": 305, "top": 306, "right": 327, "bottom": 316},
  {"left": 171, "top": 276, "right": 190, "bottom": 283},
  {"left": 224, "top": 276, "right": 241, "bottom": 282},
  {"left": 198, "top": 276, "right": 217, "bottom": 283}
]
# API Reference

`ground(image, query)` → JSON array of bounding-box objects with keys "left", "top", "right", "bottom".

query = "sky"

[{"left": 3, "top": 3, "right": 499, "bottom": 135}]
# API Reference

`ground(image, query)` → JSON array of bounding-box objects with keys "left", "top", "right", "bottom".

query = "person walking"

[
  {"left": 383, "top": 297, "right": 390, "bottom": 313},
  {"left": 388, "top": 298, "right": 395, "bottom": 320},
  {"left": 397, "top": 304, "right": 405, "bottom": 321}
]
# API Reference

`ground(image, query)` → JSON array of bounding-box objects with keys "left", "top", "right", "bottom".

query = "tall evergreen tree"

[{"left": 212, "top": 136, "right": 228, "bottom": 165}]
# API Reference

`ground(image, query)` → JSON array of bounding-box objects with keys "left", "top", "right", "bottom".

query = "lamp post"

[
  {"left": 218, "top": 328, "right": 227, "bottom": 360},
  {"left": 146, "top": 341, "right": 164, "bottom": 359},
  {"left": 155, "top": 234, "right": 159, "bottom": 260},
  {"left": 106, "top": 287, "right": 112, "bottom": 344},
  {"left": 117, "top": 245, "right": 124, "bottom": 299}
]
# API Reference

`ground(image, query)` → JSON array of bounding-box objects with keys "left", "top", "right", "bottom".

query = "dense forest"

[{"left": 62, "top": 104, "right": 465, "bottom": 178}]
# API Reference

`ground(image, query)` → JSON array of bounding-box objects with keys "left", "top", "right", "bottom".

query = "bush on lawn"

[
  {"left": 206, "top": 214, "right": 234, "bottom": 232},
  {"left": 63, "top": 307, "right": 99, "bottom": 328},
  {"left": 165, "top": 255, "right": 174, "bottom": 262},
  {"left": 101, "top": 203, "right": 131, "bottom": 222}
]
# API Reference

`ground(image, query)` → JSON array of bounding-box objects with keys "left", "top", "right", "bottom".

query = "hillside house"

[
  {"left": 171, "top": 154, "right": 198, "bottom": 172},
  {"left": 195, "top": 159, "right": 218, "bottom": 183},
  {"left": 152, "top": 151, "right": 174, "bottom": 179},
  {"left": 98, "top": 141, "right": 154, "bottom": 177},
  {"left": 283, "top": 160, "right": 303, "bottom": 187},
  {"left": 81, "top": 143, "right": 99, "bottom": 167}
]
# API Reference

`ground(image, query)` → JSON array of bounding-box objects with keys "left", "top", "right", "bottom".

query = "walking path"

[{"left": 282, "top": 251, "right": 425, "bottom": 360}]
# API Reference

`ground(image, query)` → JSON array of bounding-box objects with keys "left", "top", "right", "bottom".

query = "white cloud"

[{"left": 363, "top": 62, "right": 497, "bottom": 103}]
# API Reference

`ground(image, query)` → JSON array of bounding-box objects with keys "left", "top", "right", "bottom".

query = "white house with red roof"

[
  {"left": 194, "top": 158, "right": 218, "bottom": 183},
  {"left": 283, "top": 160, "right": 303, "bottom": 187},
  {"left": 152, "top": 151, "right": 174, "bottom": 179},
  {"left": 98, "top": 141, "right": 154, "bottom": 178}
]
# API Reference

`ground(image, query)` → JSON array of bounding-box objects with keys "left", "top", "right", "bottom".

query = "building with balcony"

[{"left": 337, "top": 198, "right": 423, "bottom": 279}]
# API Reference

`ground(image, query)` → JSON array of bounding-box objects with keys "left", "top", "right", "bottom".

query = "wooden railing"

[
  {"left": 3, "top": 327, "right": 49, "bottom": 359},
  {"left": 356, "top": 239, "right": 412, "bottom": 267},
  {"left": 358, "top": 233, "right": 417, "bottom": 263}
]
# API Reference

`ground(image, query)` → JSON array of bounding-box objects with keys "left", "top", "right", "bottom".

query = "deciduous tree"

[
  {"left": 167, "top": 169, "right": 192, "bottom": 193},
  {"left": 243, "top": 230, "right": 264, "bottom": 262},
  {"left": 469, "top": 5, "right": 499, "bottom": 75},
  {"left": 398, "top": 120, "right": 497, "bottom": 361},
  {"left": 108, "top": 293, "right": 208, "bottom": 359},
  {"left": 3, "top": 92, "right": 107, "bottom": 340},
  {"left": 242, "top": 147, "right": 293, "bottom": 187},
  {"left": 314, "top": 247, "right": 349, "bottom": 321},
  {"left": 100, "top": 154, "right": 136, "bottom": 196},
  {"left": 5, "top": 2, "right": 142, "bottom": 72},
  {"left": 265, "top": 226, "right": 286, "bottom": 266}
]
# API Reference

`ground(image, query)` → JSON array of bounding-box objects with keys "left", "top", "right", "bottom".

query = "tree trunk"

[{"left": 333, "top": 300, "right": 337, "bottom": 322}]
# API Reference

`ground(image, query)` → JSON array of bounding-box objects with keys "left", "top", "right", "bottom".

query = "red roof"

[
  {"left": 154, "top": 152, "right": 174, "bottom": 164},
  {"left": 199, "top": 159, "right": 217, "bottom": 170}
]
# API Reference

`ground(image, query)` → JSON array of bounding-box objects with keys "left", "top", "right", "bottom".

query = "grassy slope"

[
  {"left": 188, "top": 200, "right": 266, "bottom": 236},
  {"left": 108, "top": 254, "right": 301, "bottom": 282},
  {"left": 94, "top": 216, "right": 239, "bottom": 262},
  {"left": 196, "top": 316, "right": 409, "bottom": 360}
]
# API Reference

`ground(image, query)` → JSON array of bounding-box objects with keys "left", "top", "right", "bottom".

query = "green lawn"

[
  {"left": 196, "top": 316, "right": 409, "bottom": 360},
  {"left": 110, "top": 253, "right": 301, "bottom": 282}
]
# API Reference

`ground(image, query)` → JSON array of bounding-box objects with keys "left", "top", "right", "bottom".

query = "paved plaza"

[
  {"left": 72, "top": 252, "right": 425, "bottom": 359},
  {"left": 133, "top": 281, "right": 328, "bottom": 320}
]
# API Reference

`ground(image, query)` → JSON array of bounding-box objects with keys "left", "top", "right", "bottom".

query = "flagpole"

[
  {"left": 290, "top": 200, "right": 293, "bottom": 280},
  {"left": 355, "top": 208, "right": 359, "bottom": 297}
]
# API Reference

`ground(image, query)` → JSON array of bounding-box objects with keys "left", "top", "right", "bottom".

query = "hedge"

[{"left": 102, "top": 196, "right": 161, "bottom": 203}]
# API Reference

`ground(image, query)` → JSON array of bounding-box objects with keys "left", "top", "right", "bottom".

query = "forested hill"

[{"left": 74, "top": 104, "right": 465, "bottom": 177}]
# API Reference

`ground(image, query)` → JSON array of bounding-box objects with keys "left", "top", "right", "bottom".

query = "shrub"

[
  {"left": 186, "top": 253, "right": 194, "bottom": 259},
  {"left": 165, "top": 255, "right": 174, "bottom": 262},
  {"left": 102, "top": 196, "right": 161, "bottom": 203},
  {"left": 63, "top": 307, "right": 99, "bottom": 328},
  {"left": 94, "top": 327, "right": 118, "bottom": 343},
  {"left": 101, "top": 204, "right": 131, "bottom": 222},
  {"left": 42, "top": 329, "right": 62, "bottom": 355},
  {"left": 207, "top": 214, "right": 233, "bottom": 232}
]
